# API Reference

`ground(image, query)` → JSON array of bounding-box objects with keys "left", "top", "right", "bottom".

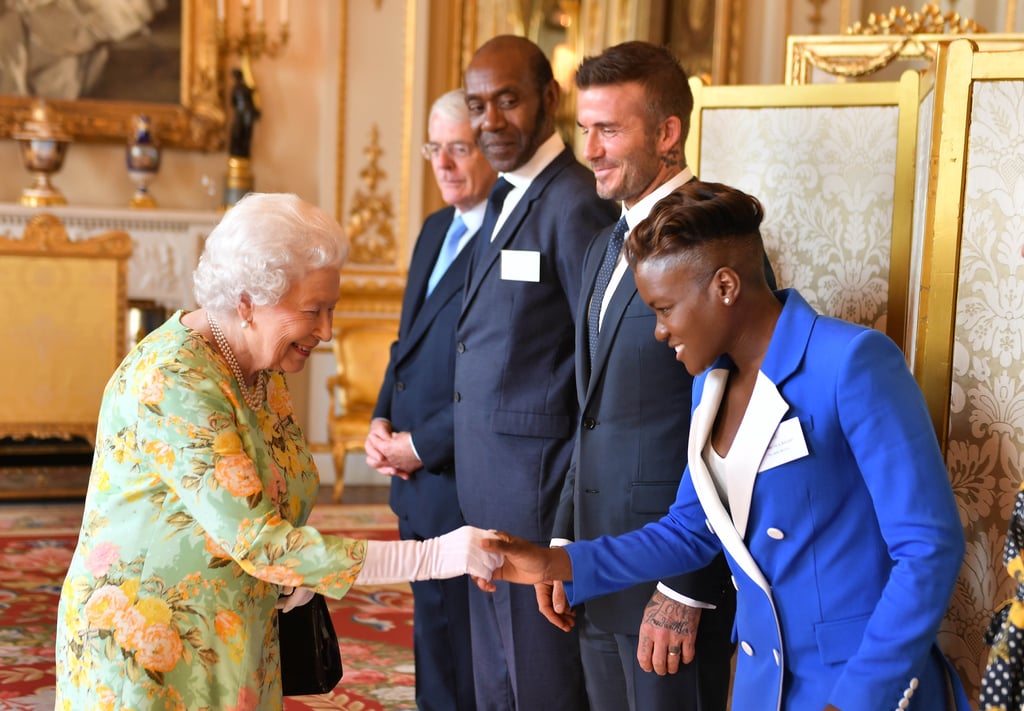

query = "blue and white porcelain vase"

[{"left": 126, "top": 115, "right": 161, "bottom": 208}]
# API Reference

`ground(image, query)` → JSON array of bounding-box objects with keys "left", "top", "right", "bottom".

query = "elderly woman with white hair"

[{"left": 55, "top": 193, "right": 501, "bottom": 710}]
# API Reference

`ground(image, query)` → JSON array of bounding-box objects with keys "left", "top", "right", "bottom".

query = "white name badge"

[
  {"left": 758, "top": 416, "right": 809, "bottom": 472},
  {"left": 500, "top": 249, "right": 541, "bottom": 282}
]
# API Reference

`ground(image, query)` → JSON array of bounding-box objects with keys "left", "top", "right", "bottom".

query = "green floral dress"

[{"left": 55, "top": 313, "right": 365, "bottom": 711}]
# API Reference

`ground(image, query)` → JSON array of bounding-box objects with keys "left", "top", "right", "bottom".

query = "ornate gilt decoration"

[
  {"left": 345, "top": 124, "right": 397, "bottom": 265},
  {"left": 15, "top": 214, "right": 133, "bottom": 257},
  {"left": 0, "top": 0, "right": 225, "bottom": 150},
  {"left": 847, "top": 3, "right": 985, "bottom": 35},
  {"left": 788, "top": 2, "right": 991, "bottom": 83},
  {"left": 0, "top": 214, "right": 132, "bottom": 444}
]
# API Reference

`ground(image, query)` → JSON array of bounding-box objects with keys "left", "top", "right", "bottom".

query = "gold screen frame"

[
  {"left": 0, "top": 1, "right": 224, "bottom": 151},
  {"left": 785, "top": 33, "right": 1024, "bottom": 85},
  {"left": 686, "top": 71, "right": 931, "bottom": 354},
  {"left": 914, "top": 38, "right": 1024, "bottom": 444}
]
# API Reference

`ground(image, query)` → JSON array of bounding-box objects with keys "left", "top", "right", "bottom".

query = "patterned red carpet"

[{"left": 0, "top": 503, "right": 414, "bottom": 711}]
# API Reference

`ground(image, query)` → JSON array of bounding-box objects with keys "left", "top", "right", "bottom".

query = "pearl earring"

[
  {"left": 240, "top": 320, "right": 250, "bottom": 329},
  {"left": 724, "top": 297, "right": 731, "bottom": 305}
]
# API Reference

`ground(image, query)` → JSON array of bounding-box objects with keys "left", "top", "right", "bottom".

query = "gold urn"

[{"left": 13, "top": 101, "right": 72, "bottom": 207}]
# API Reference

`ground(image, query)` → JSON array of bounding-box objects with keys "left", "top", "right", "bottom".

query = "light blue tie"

[{"left": 426, "top": 214, "right": 468, "bottom": 296}]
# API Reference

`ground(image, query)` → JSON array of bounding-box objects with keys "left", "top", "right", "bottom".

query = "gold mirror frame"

[{"left": 0, "top": 1, "right": 225, "bottom": 151}]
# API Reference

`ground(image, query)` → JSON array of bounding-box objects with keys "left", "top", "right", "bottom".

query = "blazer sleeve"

[
  {"left": 551, "top": 452, "right": 577, "bottom": 540},
  {"left": 826, "top": 329, "right": 965, "bottom": 708},
  {"left": 563, "top": 472, "right": 722, "bottom": 606},
  {"left": 408, "top": 404, "right": 455, "bottom": 474},
  {"left": 370, "top": 337, "right": 400, "bottom": 421}
]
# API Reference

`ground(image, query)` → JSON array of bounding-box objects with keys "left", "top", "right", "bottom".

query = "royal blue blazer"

[{"left": 564, "top": 289, "right": 969, "bottom": 711}]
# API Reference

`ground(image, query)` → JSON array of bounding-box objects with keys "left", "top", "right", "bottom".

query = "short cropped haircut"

[
  {"left": 575, "top": 41, "right": 692, "bottom": 137},
  {"left": 193, "top": 192, "right": 348, "bottom": 315},
  {"left": 473, "top": 35, "right": 554, "bottom": 95},
  {"left": 431, "top": 88, "right": 470, "bottom": 124},
  {"left": 626, "top": 181, "right": 766, "bottom": 282}
]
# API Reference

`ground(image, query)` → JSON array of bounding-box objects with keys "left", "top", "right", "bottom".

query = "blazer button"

[
  {"left": 457, "top": 342, "right": 466, "bottom": 353},
  {"left": 583, "top": 417, "right": 596, "bottom": 429},
  {"left": 453, "top": 392, "right": 461, "bottom": 402},
  {"left": 740, "top": 641, "right": 754, "bottom": 656},
  {"left": 396, "top": 382, "right": 405, "bottom": 392},
  {"left": 766, "top": 527, "right": 785, "bottom": 540}
]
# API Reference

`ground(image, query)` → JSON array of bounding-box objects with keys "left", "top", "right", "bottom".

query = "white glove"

[
  {"left": 355, "top": 525, "right": 504, "bottom": 585},
  {"left": 275, "top": 586, "right": 316, "bottom": 612}
]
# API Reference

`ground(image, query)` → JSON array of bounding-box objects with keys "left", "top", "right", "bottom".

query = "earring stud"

[
  {"left": 240, "top": 320, "right": 250, "bottom": 329},
  {"left": 724, "top": 297, "right": 731, "bottom": 305}
]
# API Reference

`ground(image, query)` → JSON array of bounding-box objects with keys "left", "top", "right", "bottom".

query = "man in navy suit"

[
  {"left": 365, "top": 88, "right": 496, "bottom": 711},
  {"left": 547, "top": 42, "right": 736, "bottom": 711},
  {"left": 454, "top": 35, "right": 618, "bottom": 711}
]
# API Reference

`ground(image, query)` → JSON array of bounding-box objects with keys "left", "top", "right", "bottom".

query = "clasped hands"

[{"left": 365, "top": 418, "right": 422, "bottom": 480}]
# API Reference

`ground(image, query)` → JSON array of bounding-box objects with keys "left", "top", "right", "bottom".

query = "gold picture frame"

[{"left": 0, "top": 0, "right": 225, "bottom": 151}]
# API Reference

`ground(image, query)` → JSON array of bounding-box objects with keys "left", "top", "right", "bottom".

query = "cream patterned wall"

[
  {"left": 940, "top": 78, "right": 1024, "bottom": 698},
  {"left": 697, "top": 103, "right": 900, "bottom": 334}
]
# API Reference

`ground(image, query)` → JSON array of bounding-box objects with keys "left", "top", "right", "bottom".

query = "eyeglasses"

[{"left": 421, "top": 141, "right": 476, "bottom": 160}]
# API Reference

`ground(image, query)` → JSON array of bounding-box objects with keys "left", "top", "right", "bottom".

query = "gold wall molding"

[
  {"left": 847, "top": 2, "right": 985, "bottom": 35},
  {"left": 345, "top": 125, "right": 397, "bottom": 266}
]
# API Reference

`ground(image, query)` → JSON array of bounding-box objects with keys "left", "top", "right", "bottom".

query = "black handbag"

[{"left": 278, "top": 593, "right": 344, "bottom": 695}]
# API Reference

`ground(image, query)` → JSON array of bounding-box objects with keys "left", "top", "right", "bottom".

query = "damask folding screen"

[
  {"left": 915, "top": 39, "right": 1024, "bottom": 701},
  {"left": 685, "top": 72, "right": 931, "bottom": 353}
]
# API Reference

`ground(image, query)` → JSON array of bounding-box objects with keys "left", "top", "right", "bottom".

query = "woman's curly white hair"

[{"left": 193, "top": 192, "right": 348, "bottom": 315}]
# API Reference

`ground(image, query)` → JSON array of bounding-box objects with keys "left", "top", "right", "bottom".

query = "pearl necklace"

[{"left": 207, "top": 312, "right": 266, "bottom": 409}]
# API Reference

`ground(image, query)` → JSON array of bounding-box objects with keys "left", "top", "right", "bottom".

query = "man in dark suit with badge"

[
  {"left": 365, "top": 88, "right": 496, "bottom": 711},
  {"left": 453, "top": 35, "right": 618, "bottom": 711}
]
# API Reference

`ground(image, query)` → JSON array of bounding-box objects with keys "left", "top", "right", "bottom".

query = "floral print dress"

[{"left": 55, "top": 313, "right": 366, "bottom": 711}]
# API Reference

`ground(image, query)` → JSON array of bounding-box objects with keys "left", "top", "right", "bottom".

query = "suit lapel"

[
  {"left": 688, "top": 368, "right": 772, "bottom": 594},
  {"left": 584, "top": 267, "right": 634, "bottom": 403},
  {"left": 726, "top": 371, "right": 789, "bottom": 539},
  {"left": 576, "top": 226, "right": 611, "bottom": 403},
  {"left": 460, "top": 148, "right": 573, "bottom": 321},
  {"left": 402, "top": 208, "right": 453, "bottom": 333},
  {"left": 396, "top": 237, "right": 476, "bottom": 365}
]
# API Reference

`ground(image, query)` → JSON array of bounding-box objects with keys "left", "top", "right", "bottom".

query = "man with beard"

[
  {"left": 547, "top": 41, "right": 737, "bottom": 711},
  {"left": 453, "top": 35, "right": 618, "bottom": 711}
]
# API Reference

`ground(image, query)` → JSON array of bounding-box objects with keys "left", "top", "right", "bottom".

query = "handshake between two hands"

[
  {"left": 353, "top": 524, "right": 569, "bottom": 589},
  {"left": 277, "top": 526, "right": 569, "bottom": 610},
  {"left": 435, "top": 525, "right": 571, "bottom": 594}
]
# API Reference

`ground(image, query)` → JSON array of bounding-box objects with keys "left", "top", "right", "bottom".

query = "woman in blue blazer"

[{"left": 480, "top": 181, "right": 971, "bottom": 711}]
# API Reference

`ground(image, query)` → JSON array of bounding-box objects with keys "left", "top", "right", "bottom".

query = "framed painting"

[{"left": 0, "top": 0, "right": 224, "bottom": 151}]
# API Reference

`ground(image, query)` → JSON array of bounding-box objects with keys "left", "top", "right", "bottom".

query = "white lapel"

[
  {"left": 726, "top": 371, "right": 789, "bottom": 539},
  {"left": 687, "top": 369, "right": 771, "bottom": 594}
]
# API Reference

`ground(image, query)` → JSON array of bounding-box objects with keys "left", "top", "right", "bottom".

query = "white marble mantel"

[{"left": 0, "top": 203, "right": 221, "bottom": 311}]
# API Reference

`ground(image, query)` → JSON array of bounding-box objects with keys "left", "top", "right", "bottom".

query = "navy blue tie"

[
  {"left": 587, "top": 217, "right": 629, "bottom": 368},
  {"left": 478, "top": 177, "right": 513, "bottom": 245},
  {"left": 426, "top": 214, "right": 467, "bottom": 296}
]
